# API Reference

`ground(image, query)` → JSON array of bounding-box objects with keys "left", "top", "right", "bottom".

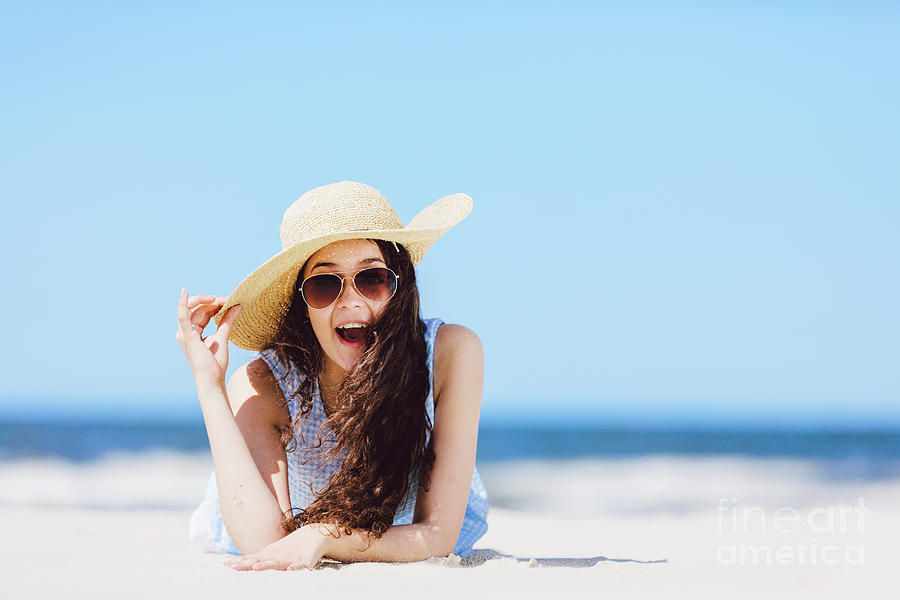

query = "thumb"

[{"left": 215, "top": 304, "right": 243, "bottom": 340}]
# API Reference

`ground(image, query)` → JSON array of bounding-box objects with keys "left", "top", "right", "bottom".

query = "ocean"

[
  {"left": 1, "top": 418, "right": 898, "bottom": 514},
  {"left": 2, "top": 419, "right": 899, "bottom": 466}
]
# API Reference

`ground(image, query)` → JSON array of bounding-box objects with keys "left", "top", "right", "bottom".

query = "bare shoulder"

[
  {"left": 434, "top": 323, "right": 482, "bottom": 352},
  {"left": 433, "top": 323, "right": 484, "bottom": 406},
  {"left": 225, "top": 357, "right": 291, "bottom": 430}
]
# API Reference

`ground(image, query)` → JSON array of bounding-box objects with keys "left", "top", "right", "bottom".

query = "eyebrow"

[{"left": 310, "top": 257, "right": 385, "bottom": 272}]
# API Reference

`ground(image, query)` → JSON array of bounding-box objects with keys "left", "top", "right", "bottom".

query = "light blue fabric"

[{"left": 188, "top": 317, "right": 489, "bottom": 558}]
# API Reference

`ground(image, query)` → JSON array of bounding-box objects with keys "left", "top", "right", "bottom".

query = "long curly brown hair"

[{"left": 264, "top": 238, "right": 436, "bottom": 549}]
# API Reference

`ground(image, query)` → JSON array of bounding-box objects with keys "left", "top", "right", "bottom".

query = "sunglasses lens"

[
  {"left": 302, "top": 274, "right": 342, "bottom": 309},
  {"left": 355, "top": 267, "right": 397, "bottom": 302}
]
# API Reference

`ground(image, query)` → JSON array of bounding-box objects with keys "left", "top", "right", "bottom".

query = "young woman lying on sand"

[{"left": 176, "top": 181, "right": 489, "bottom": 571}]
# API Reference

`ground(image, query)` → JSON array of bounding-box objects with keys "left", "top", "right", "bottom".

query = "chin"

[{"left": 330, "top": 346, "right": 362, "bottom": 369}]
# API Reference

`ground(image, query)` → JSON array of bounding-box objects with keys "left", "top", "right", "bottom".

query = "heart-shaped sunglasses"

[{"left": 299, "top": 267, "right": 400, "bottom": 309}]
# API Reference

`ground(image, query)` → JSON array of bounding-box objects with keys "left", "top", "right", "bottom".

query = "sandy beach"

[{"left": 1, "top": 452, "right": 895, "bottom": 598}]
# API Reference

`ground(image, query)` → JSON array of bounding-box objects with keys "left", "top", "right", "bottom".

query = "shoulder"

[
  {"left": 225, "top": 357, "right": 291, "bottom": 430},
  {"left": 434, "top": 323, "right": 482, "bottom": 354},
  {"left": 433, "top": 323, "right": 484, "bottom": 404}
]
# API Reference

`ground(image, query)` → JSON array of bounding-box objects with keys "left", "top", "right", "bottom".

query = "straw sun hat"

[{"left": 212, "top": 180, "right": 473, "bottom": 351}]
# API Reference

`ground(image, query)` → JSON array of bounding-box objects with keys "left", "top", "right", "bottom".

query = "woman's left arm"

[
  {"left": 327, "top": 324, "right": 485, "bottom": 562},
  {"left": 228, "top": 324, "right": 484, "bottom": 569}
]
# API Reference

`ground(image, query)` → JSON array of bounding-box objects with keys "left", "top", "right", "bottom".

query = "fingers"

[
  {"left": 223, "top": 557, "right": 257, "bottom": 571},
  {"left": 211, "top": 303, "right": 242, "bottom": 342},
  {"left": 176, "top": 289, "right": 229, "bottom": 341},
  {"left": 222, "top": 557, "right": 295, "bottom": 571},
  {"left": 188, "top": 294, "right": 217, "bottom": 308},
  {"left": 222, "top": 554, "right": 314, "bottom": 572},
  {"left": 176, "top": 289, "right": 193, "bottom": 338},
  {"left": 191, "top": 301, "right": 225, "bottom": 332}
]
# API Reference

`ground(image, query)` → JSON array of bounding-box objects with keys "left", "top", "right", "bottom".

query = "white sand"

[{"left": 1, "top": 454, "right": 895, "bottom": 598}]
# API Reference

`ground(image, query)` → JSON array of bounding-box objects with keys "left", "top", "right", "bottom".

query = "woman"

[{"left": 176, "top": 181, "right": 489, "bottom": 571}]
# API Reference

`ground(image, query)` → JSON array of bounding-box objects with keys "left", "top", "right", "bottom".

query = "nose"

[{"left": 335, "top": 275, "right": 365, "bottom": 307}]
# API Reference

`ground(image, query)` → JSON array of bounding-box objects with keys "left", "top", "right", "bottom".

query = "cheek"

[{"left": 309, "top": 316, "right": 333, "bottom": 343}]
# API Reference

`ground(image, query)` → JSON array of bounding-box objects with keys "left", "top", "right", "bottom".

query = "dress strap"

[{"left": 423, "top": 317, "right": 444, "bottom": 447}]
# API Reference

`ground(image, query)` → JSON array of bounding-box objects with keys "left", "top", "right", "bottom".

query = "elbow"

[
  {"left": 434, "top": 541, "right": 456, "bottom": 558},
  {"left": 431, "top": 526, "right": 460, "bottom": 558},
  {"left": 416, "top": 518, "right": 462, "bottom": 558}
]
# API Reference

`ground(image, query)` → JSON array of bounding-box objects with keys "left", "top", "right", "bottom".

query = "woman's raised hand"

[{"left": 175, "top": 289, "right": 242, "bottom": 390}]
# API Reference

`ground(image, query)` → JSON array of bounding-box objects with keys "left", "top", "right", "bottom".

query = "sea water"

[{"left": 1, "top": 418, "right": 898, "bottom": 514}]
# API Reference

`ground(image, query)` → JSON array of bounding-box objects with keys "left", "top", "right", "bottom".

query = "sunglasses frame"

[{"left": 299, "top": 266, "right": 400, "bottom": 310}]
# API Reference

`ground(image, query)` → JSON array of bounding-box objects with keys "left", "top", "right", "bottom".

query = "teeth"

[{"left": 337, "top": 323, "right": 368, "bottom": 329}]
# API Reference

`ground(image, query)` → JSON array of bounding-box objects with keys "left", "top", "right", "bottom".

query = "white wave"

[
  {"left": 476, "top": 455, "right": 900, "bottom": 515},
  {"left": 1, "top": 451, "right": 898, "bottom": 515},
  {"left": 0, "top": 450, "right": 213, "bottom": 509}
]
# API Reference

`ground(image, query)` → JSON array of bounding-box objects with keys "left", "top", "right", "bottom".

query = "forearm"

[
  {"left": 197, "top": 382, "right": 286, "bottom": 553},
  {"left": 320, "top": 521, "right": 454, "bottom": 564}
]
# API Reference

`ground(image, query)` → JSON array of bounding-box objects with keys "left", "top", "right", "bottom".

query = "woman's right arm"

[
  {"left": 198, "top": 360, "right": 293, "bottom": 555},
  {"left": 175, "top": 290, "right": 292, "bottom": 554}
]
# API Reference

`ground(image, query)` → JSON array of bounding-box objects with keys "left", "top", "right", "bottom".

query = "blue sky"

[{"left": 1, "top": 1, "right": 897, "bottom": 427}]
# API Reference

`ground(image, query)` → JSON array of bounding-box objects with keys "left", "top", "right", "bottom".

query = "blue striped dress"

[{"left": 188, "top": 317, "right": 490, "bottom": 558}]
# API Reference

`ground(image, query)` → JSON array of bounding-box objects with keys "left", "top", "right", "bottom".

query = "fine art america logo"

[{"left": 715, "top": 498, "right": 867, "bottom": 566}]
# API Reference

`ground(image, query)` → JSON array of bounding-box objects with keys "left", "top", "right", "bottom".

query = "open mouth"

[{"left": 335, "top": 325, "right": 368, "bottom": 346}]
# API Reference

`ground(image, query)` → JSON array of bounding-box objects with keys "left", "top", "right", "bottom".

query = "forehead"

[{"left": 304, "top": 238, "right": 385, "bottom": 274}]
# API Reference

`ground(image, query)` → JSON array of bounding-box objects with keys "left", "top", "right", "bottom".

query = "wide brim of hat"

[{"left": 212, "top": 192, "right": 472, "bottom": 351}]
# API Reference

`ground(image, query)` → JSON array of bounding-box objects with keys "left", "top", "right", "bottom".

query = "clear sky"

[{"left": 1, "top": 1, "right": 897, "bottom": 427}]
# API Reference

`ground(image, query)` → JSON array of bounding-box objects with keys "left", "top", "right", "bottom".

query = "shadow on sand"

[
  {"left": 457, "top": 548, "right": 668, "bottom": 568},
  {"left": 318, "top": 548, "right": 667, "bottom": 569}
]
